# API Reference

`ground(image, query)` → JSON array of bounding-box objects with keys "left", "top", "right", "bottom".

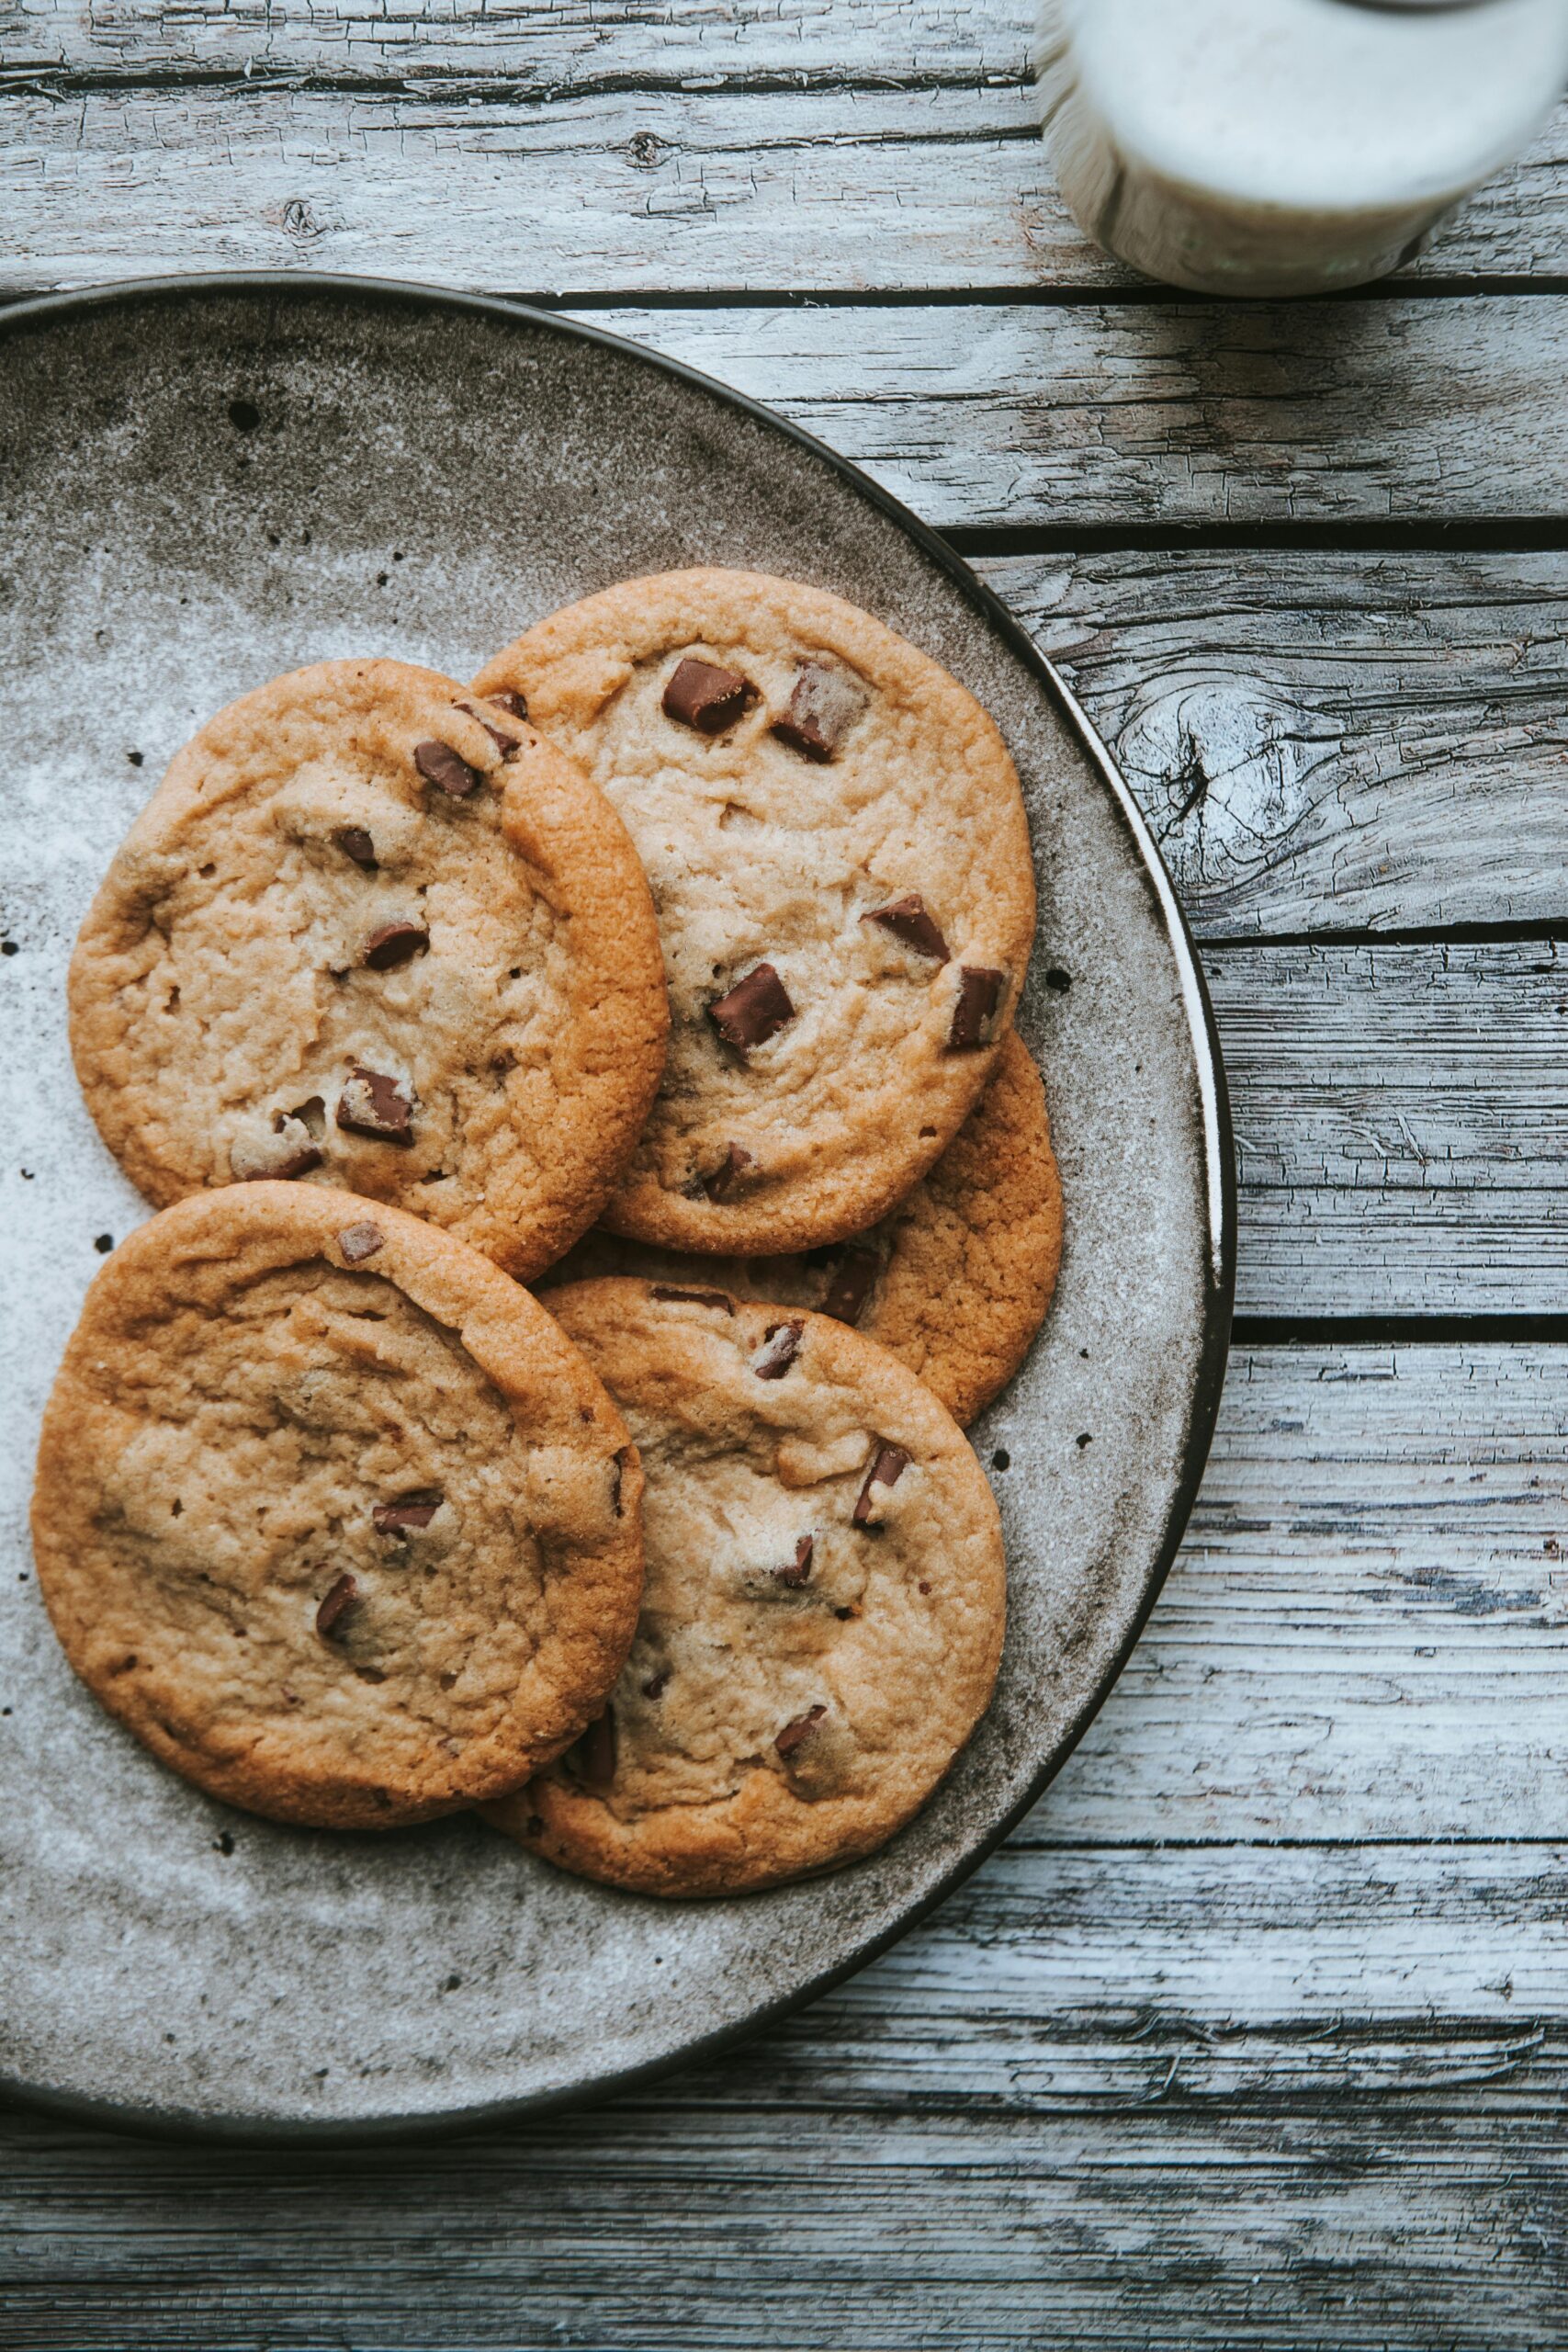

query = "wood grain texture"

[
  {"left": 0, "top": 0, "right": 1036, "bottom": 85},
  {"left": 3, "top": 10, "right": 1565, "bottom": 293},
  {"left": 1162, "top": 941, "right": 1566, "bottom": 1317},
  {"left": 3, "top": 1842, "right": 1567, "bottom": 2349},
  {"left": 982, "top": 548, "right": 1568, "bottom": 937},
  {"left": 1026, "top": 1343, "right": 1568, "bottom": 1843}
]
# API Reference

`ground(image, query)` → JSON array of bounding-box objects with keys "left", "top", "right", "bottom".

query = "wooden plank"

[
  {"left": 1028, "top": 1343, "right": 1568, "bottom": 1844},
  {"left": 980, "top": 548, "right": 1568, "bottom": 938},
  {"left": 2, "top": 78, "right": 1566, "bottom": 298},
  {"left": 1203, "top": 941, "right": 1568, "bottom": 1317},
  {"left": 586, "top": 296, "right": 1568, "bottom": 528},
  {"left": 0, "top": 84, "right": 1054, "bottom": 298},
  {"left": 2, "top": 1846, "right": 1566, "bottom": 2348},
  {"left": 0, "top": 0, "right": 1038, "bottom": 86}
]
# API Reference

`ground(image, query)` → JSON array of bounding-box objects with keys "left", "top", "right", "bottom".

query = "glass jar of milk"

[{"left": 1040, "top": 0, "right": 1568, "bottom": 296}]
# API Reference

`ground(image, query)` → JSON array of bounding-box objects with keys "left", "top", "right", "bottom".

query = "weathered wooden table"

[{"left": 5, "top": 6, "right": 1567, "bottom": 2345}]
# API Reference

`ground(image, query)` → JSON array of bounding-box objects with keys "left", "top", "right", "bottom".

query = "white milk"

[{"left": 1040, "top": 0, "right": 1568, "bottom": 295}]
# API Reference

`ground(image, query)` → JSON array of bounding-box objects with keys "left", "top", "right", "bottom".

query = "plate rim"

[{"left": 0, "top": 270, "right": 1236, "bottom": 2146}]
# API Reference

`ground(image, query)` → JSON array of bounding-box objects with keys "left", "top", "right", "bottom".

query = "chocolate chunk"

[
  {"left": 948, "top": 967, "right": 1005, "bottom": 1050},
  {"left": 853, "top": 1443, "right": 911, "bottom": 1527},
  {"left": 773, "top": 1534, "right": 815, "bottom": 1589},
  {"left": 336, "top": 1067, "right": 414, "bottom": 1143},
  {"left": 650, "top": 1284, "right": 734, "bottom": 1313},
  {"left": 336, "top": 826, "right": 378, "bottom": 869},
  {"left": 363, "top": 921, "right": 429, "bottom": 972},
  {"left": 704, "top": 1141, "right": 755, "bottom": 1203},
  {"left": 819, "top": 1246, "right": 879, "bottom": 1327},
  {"left": 708, "top": 963, "right": 795, "bottom": 1057},
  {"left": 863, "top": 893, "right": 951, "bottom": 963},
  {"left": 413, "top": 740, "right": 481, "bottom": 799},
  {"left": 265, "top": 1143, "right": 321, "bottom": 1182},
  {"left": 315, "top": 1573, "right": 358, "bottom": 1640},
  {"left": 611, "top": 1443, "right": 635, "bottom": 1518},
  {"left": 641, "top": 1668, "right": 670, "bottom": 1701},
  {"left": 775, "top": 1702, "right": 827, "bottom": 1758},
  {"left": 754, "top": 1319, "right": 804, "bottom": 1381},
  {"left": 662, "top": 656, "right": 756, "bottom": 736},
  {"left": 487, "top": 689, "right": 530, "bottom": 722},
  {"left": 567, "top": 1707, "right": 617, "bottom": 1789},
  {"left": 773, "top": 661, "right": 867, "bottom": 762},
  {"left": 230, "top": 1114, "right": 321, "bottom": 1183},
  {"left": 452, "top": 698, "right": 522, "bottom": 757},
  {"left": 373, "top": 1492, "right": 441, "bottom": 1536},
  {"left": 337, "top": 1219, "right": 385, "bottom": 1263}
]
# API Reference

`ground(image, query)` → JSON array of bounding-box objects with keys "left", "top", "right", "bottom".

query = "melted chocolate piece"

[
  {"left": 336, "top": 825, "right": 378, "bottom": 869},
  {"left": 263, "top": 1143, "right": 321, "bottom": 1182},
  {"left": 487, "top": 688, "right": 530, "bottom": 722},
  {"left": 708, "top": 963, "right": 795, "bottom": 1056},
  {"left": 567, "top": 1707, "right": 617, "bottom": 1789},
  {"left": 773, "top": 1534, "right": 815, "bottom": 1589},
  {"left": 453, "top": 697, "right": 523, "bottom": 756},
  {"left": 818, "top": 1246, "right": 879, "bottom": 1327},
  {"left": 650, "top": 1284, "right": 735, "bottom": 1313},
  {"left": 611, "top": 1444, "right": 635, "bottom": 1518},
  {"left": 315, "top": 1573, "right": 358, "bottom": 1640},
  {"left": 772, "top": 661, "right": 867, "bottom": 762},
  {"left": 863, "top": 893, "right": 951, "bottom": 963},
  {"left": 232, "top": 1112, "right": 321, "bottom": 1183},
  {"left": 373, "top": 1492, "right": 442, "bottom": 1535},
  {"left": 337, "top": 1220, "right": 385, "bottom": 1264},
  {"left": 704, "top": 1141, "right": 755, "bottom": 1203},
  {"left": 775, "top": 1702, "right": 827, "bottom": 1758},
  {"left": 754, "top": 1319, "right": 804, "bottom": 1381},
  {"left": 662, "top": 655, "right": 756, "bottom": 736},
  {"left": 413, "top": 740, "right": 481, "bottom": 798},
  {"left": 853, "top": 1443, "right": 911, "bottom": 1527},
  {"left": 641, "top": 1668, "right": 670, "bottom": 1701},
  {"left": 336, "top": 1067, "right": 414, "bottom": 1143},
  {"left": 948, "top": 967, "right": 1005, "bottom": 1050},
  {"left": 363, "top": 921, "right": 429, "bottom": 972}
]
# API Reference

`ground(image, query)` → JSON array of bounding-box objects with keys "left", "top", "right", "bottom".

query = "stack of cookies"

[{"left": 32, "top": 570, "right": 1059, "bottom": 1898}]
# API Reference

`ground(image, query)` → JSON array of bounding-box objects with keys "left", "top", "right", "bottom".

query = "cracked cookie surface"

[
  {"left": 29, "top": 1185, "right": 645, "bottom": 1828},
  {"left": 545, "top": 1032, "right": 1063, "bottom": 1427},
  {"left": 68, "top": 659, "right": 669, "bottom": 1280},
  {"left": 484, "top": 1277, "right": 1006, "bottom": 1896},
  {"left": 474, "top": 571, "right": 1036, "bottom": 1255}
]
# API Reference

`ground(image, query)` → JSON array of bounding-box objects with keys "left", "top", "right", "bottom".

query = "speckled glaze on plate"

[{"left": 0, "top": 277, "right": 1234, "bottom": 2142}]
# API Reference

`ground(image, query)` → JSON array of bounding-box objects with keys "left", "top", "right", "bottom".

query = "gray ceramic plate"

[{"left": 0, "top": 277, "right": 1233, "bottom": 2142}]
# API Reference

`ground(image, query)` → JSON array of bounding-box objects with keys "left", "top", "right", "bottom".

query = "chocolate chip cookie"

[
  {"left": 68, "top": 660, "right": 669, "bottom": 1281},
  {"left": 473, "top": 571, "right": 1036, "bottom": 1256},
  {"left": 484, "top": 1278, "right": 1006, "bottom": 1896},
  {"left": 547, "top": 1032, "right": 1063, "bottom": 1427},
  {"left": 30, "top": 1184, "right": 646, "bottom": 1829}
]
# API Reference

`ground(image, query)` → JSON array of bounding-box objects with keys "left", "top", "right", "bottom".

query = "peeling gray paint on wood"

[
  {"left": 1206, "top": 940, "right": 1568, "bottom": 1316},
  {"left": 1033, "top": 1342, "right": 1568, "bottom": 1841}
]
